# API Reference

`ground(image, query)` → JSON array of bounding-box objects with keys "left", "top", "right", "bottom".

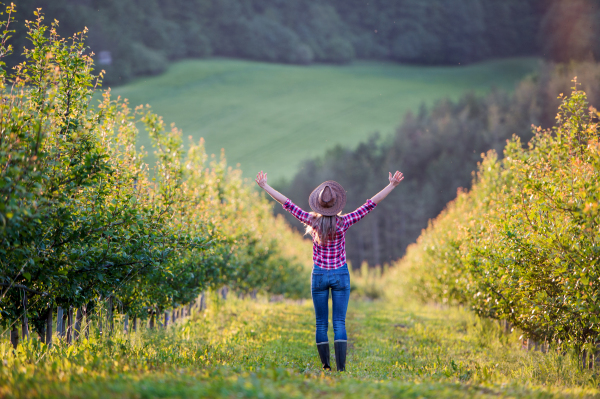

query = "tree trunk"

[
  {"left": 56, "top": 306, "right": 64, "bottom": 337},
  {"left": 74, "top": 308, "right": 82, "bottom": 341},
  {"left": 149, "top": 312, "right": 155, "bottom": 329},
  {"left": 21, "top": 291, "right": 29, "bottom": 341},
  {"left": 164, "top": 311, "right": 169, "bottom": 328},
  {"left": 83, "top": 306, "right": 89, "bottom": 339},
  {"left": 221, "top": 286, "right": 228, "bottom": 300},
  {"left": 66, "top": 307, "right": 73, "bottom": 345},
  {"left": 172, "top": 308, "right": 177, "bottom": 324},
  {"left": 250, "top": 289, "right": 257, "bottom": 300},
  {"left": 199, "top": 292, "right": 206, "bottom": 311},
  {"left": 45, "top": 306, "right": 53, "bottom": 346},
  {"left": 356, "top": 234, "right": 364, "bottom": 270},
  {"left": 132, "top": 316, "right": 137, "bottom": 333},
  {"left": 10, "top": 326, "right": 18, "bottom": 349},
  {"left": 372, "top": 219, "right": 381, "bottom": 266},
  {"left": 188, "top": 302, "right": 193, "bottom": 317},
  {"left": 123, "top": 313, "right": 129, "bottom": 334}
]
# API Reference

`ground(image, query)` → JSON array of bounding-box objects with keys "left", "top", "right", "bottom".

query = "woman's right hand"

[
  {"left": 255, "top": 171, "right": 268, "bottom": 188},
  {"left": 389, "top": 171, "right": 404, "bottom": 187}
]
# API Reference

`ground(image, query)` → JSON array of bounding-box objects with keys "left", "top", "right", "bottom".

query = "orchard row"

[
  {"left": 0, "top": 8, "right": 310, "bottom": 348},
  {"left": 401, "top": 83, "right": 600, "bottom": 356}
]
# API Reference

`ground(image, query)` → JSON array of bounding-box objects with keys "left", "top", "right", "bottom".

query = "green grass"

[
  {"left": 111, "top": 57, "right": 540, "bottom": 181},
  {"left": 2, "top": 296, "right": 598, "bottom": 398}
]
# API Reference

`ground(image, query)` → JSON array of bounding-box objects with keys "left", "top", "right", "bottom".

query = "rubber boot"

[
  {"left": 334, "top": 341, "right": 347, "bottom": 372},
  {"left": 317, "top": 343, "right": 331, "bottom": 371}
]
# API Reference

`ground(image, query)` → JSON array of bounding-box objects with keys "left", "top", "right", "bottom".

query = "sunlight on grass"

[{"left": 1, "top": 295, "right": 597, "bottom": 398}]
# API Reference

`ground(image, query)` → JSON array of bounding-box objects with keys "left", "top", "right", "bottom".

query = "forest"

[{"left": 3, "top": 0, "right": 566, "bottom": 84}]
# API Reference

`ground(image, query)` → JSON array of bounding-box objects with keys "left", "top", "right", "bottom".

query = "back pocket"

[
  {"left": 337, "top": 273, "right": 350, "bottom": 289},
  {"left": 311, "top": 273, "right": 324, "bottom": 289}
]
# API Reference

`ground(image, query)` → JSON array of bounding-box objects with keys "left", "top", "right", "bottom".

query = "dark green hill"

[{"left": 10, "top": 0, "right": 548, "bottom": 85}]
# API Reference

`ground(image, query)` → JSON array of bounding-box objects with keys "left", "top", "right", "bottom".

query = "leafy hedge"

[
  {"left": 0, "top": 7, "right": 311, "bottom": 346},
  {"left": 401, "top": 82, "right": 600, "bottom": 352}
]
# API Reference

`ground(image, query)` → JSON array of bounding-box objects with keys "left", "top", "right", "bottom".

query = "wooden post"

[
  {"left": 22, "top": 291, "right": 30, "bottom": 341},
  {"left": 45, "top": 306, "right": 53, "bottom": 346},
  {"left": 66, "top": 307, "right": 73, "bottom": 345},
  {"left": 107, "top": 297, "right": 114, "bottom": 334},
  {"left": 10, "top": 326, "right": 18, "bottom": 349},
  {"left": 98, "top": 303, "right": 103, "bottom": 337},
  {"left": 56, "top": 306, "right": 63, "bottom": 337},
  {"left": 123, "top": 313, "right": 129, "bottom": 334},
  {"left": 62, "top": 311, "right": 68, "bottom": 339},
  {"left": 74, "top": 308, "right": 83, "bottom": 341}
]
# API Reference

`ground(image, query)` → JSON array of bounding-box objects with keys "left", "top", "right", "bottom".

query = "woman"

[{"left": 255, "top": 170, "right": 404, "bottom": 371}]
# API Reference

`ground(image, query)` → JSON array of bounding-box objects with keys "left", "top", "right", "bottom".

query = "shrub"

[
  {"left": 324, "top": 36, "right": 355, "bottom": 64},
  {"left": 129, "top": 42, "right": 168, "bottom": 76}
]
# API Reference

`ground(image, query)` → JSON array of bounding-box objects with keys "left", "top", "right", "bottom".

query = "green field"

[
  {"left": 112, "top": 57, "right": 540, "bottom": 180},
  {"left": 3, "top": 297, "right": 596, "bottom": 398}
]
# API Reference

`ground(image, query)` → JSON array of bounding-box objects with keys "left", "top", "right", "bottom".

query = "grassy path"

[
  {"left": 1, "top": 298, "right": 597, "bottom": 398},
  {"left": 112, "top": 57, "right": 539, "bottom": 180}
]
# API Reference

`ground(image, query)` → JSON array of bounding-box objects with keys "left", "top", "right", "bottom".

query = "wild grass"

[
  {"left": 1, "top": 294, "right": 597, "bottom": 398},
  {"left": 111, "top": 57, "right": 540, "bottom": 180}
]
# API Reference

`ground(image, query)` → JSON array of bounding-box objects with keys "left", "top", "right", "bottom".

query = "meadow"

[
  {"left": 3, "top": 294, "right": 597, "bottom": 399},
  {"left": 112, "top": 57, "right": 540, "bottom": 180}
]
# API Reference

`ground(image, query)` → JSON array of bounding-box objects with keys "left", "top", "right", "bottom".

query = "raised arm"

[
  {"left": 255, "top": 171, "right": 288, "bottom": 204},
  {"left": 256, "top": 171, "right": 312, "bottom": 225},
  {"left": 370, "top": 171, "right": 404, "bottom": 204}
]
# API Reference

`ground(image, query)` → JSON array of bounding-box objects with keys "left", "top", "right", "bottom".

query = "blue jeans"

[{"left": 311, "top": 264, "right": 350, "bottom": 345}]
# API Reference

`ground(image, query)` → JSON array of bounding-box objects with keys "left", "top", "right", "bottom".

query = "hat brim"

[{"left": 308, "top": 180, "right": 346, "bottom": 216}]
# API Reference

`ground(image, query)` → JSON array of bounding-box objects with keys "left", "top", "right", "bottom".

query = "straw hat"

[{"left": 308, "top": 180, "right": 346, "bottom": 216}]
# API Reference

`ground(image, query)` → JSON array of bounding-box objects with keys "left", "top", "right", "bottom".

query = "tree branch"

[{"left": 0, "top": 283, "right": 47, "bottom": 296}]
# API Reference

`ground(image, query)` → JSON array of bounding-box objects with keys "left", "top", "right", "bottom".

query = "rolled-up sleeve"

[
  {"left": 343, "top": 199, "right": 377, "bottom": 229},
  {"left": 283, "top": 199, "right": 312, "bottom": 225}
]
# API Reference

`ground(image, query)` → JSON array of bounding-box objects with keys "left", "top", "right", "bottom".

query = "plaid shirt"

[{"left": 282, "top": 199, "right": 377, "bottom": 269}]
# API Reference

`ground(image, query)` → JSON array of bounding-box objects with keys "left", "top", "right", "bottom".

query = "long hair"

[{"left": 305, "top": 212, "right": 342, "bottom": 246}]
